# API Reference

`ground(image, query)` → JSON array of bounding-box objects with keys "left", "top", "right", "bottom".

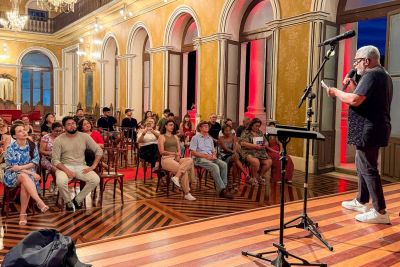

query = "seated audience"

[
  {"left": 218, "top": 118, "right": 236, "bottom": 137},
  {"left": 190, "top": 120, "right": 233, "bottom": 199},
  {"left": 52, "top": 116, "right": 102, "bottom": 212},
  {"left": 97, "top": 107, "right": 117, "bottom": 132},
  {"left": 0, "top": 118, "right": 11, "bottom": 151},
  {"left": 73, "top": 108, "right": 85, "bottom": 123},
  {"left": 218, "top": 124, "right": 249, "bottom": 192},
  {"left": 179, "top": 114, "right": 195, "bottom": 156},
  {"left": 41, "top": 113, "right": 55, "bottom": 136},
  {"left": 239, "top": 118, "right": 272, "bottom": 186},
  {"left": 121, "top": 108, "right": 138, "bottom": 142},
  {"left": 158, "top": 119, "right": 196, "bottom": 201},
  {"left": 156, "top": 108, "right": 170, "bottom": 131},
  {"left": 208, "top": 113, "right": 221, "bottom": 142},
  {"left": 78, "top": 118, "right": 105, "bottom": 167},
  {"left": 236, "top": 116, "right": 251, "bottom": 138},
  {"left": 40, "top": 122, "right": 63, "bottom": 192},
  {"left": 78, "top": 119, "right": 104, "bottom": 148},
  {"left": 4, "top": 124, "right": 48, "bottom": 225},
  {"left": 266, "top": 122, "right": 294, "bottom": 183},
  {"left": 21, "top": 114, "right": 34, "bottom": 135},
  {"left": 138, "top": 110, "right": 154, "bottom": 129},
  {"left": 137, "top": 118, "right": 160, "bottom": 170}
]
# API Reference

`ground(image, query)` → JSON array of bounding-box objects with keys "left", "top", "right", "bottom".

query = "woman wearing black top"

[
  {"left": 121, "top": 108, "right": 138, "bottom": 141},
  {"left": 40, "top": 113, "right": 55, "bottom": 136}
]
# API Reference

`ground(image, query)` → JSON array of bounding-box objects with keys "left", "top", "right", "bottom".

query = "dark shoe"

[
  {"left": 72, "top": 198, "right": 83, "bottom": 210},
  {"left": 65, "top": 202, "right": 75, "bottom": 212},
  {"left": 219, "top": 189, "right": 234, "bottom": 199}
]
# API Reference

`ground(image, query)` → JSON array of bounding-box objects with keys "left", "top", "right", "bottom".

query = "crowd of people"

[{"left": 0, "top": 106, "right": 295, "bottom": 226}]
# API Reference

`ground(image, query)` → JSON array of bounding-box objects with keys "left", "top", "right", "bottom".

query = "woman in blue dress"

[{"left": 4, "top": 124, "right": 49, "bottom": 226}]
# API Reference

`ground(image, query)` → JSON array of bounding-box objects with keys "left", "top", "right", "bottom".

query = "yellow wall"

[
  {"left": 0, "top": 0, "right": 324, "bottom": 157},
  {"left": 275, "top": 24, "right": 311, "bottom": 156}
]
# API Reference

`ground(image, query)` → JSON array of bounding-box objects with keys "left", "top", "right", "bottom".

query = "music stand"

[{"left": 242, "top": 126, "right": 327, "bottom": 267}]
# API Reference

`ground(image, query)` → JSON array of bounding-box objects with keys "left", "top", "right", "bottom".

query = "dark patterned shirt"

[{"left": 347, "top": 66, "right": 393, "bottom": 147}]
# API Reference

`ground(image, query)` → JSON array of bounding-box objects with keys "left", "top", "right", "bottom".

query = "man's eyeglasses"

[{"left": 353, "top": 58, "right": 365, "bottom": 64}]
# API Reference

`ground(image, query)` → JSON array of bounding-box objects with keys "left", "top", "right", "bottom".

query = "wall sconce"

[
  {"left": 0, "top": 43, "right": 9, "bottom": 60},
  {"left": 119, "top": 4, "right": 133, "bottom": 20},
  {"left": 93, "top": 17, "right": 103, "bottom": 32}
]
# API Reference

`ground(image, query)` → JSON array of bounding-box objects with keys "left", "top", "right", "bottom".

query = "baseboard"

[{"left": 291, "top": 155, "right": 317, "bottom": 174}]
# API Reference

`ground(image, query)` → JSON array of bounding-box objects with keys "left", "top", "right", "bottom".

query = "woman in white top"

[{"left": 137, "top": 118, "right": 160, "bottom": 169}]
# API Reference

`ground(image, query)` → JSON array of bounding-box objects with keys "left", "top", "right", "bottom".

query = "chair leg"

[
  {"left": 143, "top": 161, "right": 147, "bottom": 184},
  {"left": 156, "top": 172, "right": 162, "bottom": 192},
  {"left": 135, "top": 159, "right": 140, "bottom": 181},
  {"left": 166, "top": 174, "right": 171, "bottom": 197},
  {"left": 113, "top": 179, "right": 117, "bottom": 200},
  {"left": 100, "top": 178, "right": 104, "bottom": 206},
  {"left": 120, "top": 177, "right": 124, "bottom": 204},
  {"left": 2, "top": 188, "right": 8, "bottom": 217}
]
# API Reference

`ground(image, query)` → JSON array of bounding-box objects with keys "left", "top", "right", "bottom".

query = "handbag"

[{"left": 3, "top": 229, "right": 91, "bottom": 267}]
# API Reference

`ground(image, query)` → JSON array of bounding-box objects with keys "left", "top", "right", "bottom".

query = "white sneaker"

[
  {"left": 171, "top": 176, "right": 181, "bottom": 188},
  {"left": 342, "top": 199, "right": 369, "bottom": 213},
  {"left": 184, "top": 193, "right": 196, "bottom": 201},
  {"left": 355, "top": 208, "right": 390, "bottom": 224}
]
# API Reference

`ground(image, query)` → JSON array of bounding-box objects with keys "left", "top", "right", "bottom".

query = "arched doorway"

[
  {"left": 101, "top": 35, "right": 119, "bottom": 113},
  {"left": 20, "top": 51, "right": 54, "bottom": 114},
  {"left": 127, "top": 24, "right": 152, "bottom": 121},
  {"left": 219, "top": 0, "right": 278, "bottom": 126},
  {"left": 164, "top": 7, "right": 201, "bottom": 120}
]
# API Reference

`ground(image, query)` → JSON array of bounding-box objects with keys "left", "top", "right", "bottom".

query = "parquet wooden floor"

[
  {"left": 0, "top": 169, "right": 392, "bottom": 265},
  {"left": 76, "top": 183, "right": 400, "bottom": 267}
]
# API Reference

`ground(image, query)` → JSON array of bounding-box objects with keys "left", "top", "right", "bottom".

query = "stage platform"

[{"left": 76, "top": 182, "right": 400, "bottom": 267}]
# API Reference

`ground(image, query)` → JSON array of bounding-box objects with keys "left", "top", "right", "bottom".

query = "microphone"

[
  {"left": 318, "top": 30, "right": 356, "bottom": 47},
  {"left": 342, "top": 69, "right": 357, "bottom": 91}
]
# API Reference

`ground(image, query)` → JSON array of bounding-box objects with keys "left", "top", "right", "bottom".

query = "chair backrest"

[{"left": 100, "top": 147, "right": 120, "bottom": 174}]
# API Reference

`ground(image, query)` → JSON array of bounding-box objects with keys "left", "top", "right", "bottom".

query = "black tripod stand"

[
  {"left": 264, "top": 44, "right": 336, "bottom": 251},
  {"left": 242, "top": 129, "right": 327, "bottom": 267}
]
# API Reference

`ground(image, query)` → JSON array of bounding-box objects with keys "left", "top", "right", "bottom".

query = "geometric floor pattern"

[{"left": 0, "top": 169, "right": 388, "bottom": 262}]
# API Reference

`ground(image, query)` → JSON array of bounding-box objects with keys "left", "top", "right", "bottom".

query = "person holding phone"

[
  {"left": 137, "top": 118, "right": 160, "bottom": 170},
  {"left": 239, "top": 118, "right": 272, "bottom": 186}
]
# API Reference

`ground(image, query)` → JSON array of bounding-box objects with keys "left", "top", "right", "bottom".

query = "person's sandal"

[
  {"left": 246, "top": 176, "right": 258, "bottom": 186},
  {"left": 257, "top": 176, "right": 267, "bottom": 185},
  {"left": 38, "top": 203, "right": 49, "bottom": 213},
  {"left": 19, "top": 213, "right": 28, "bottom": 226}
]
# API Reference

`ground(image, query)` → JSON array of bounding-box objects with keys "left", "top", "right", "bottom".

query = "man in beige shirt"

[{"left": 52, "top": 116, "right": 103, "bottom": 212}]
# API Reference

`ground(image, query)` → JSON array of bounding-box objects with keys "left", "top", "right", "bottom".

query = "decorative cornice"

[
  {"left": 265, "top": 11, "right": 329, "bottom": 30},
  {"left": 116, "top": 54, "right": 136, "bottom": 60},
  {"left": 0, "top": 63, "right": 21, "bottom": 68},
  {"left": 147, "top": 46, "right": 175, "bottom": 54},
  {"left": 193, "top": 33, "right": 233, "bottom": 45}
]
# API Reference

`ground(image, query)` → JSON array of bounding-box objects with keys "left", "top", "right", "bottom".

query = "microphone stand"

[{"left": 264, "top": 44, "right": 336, "bottom": 251}]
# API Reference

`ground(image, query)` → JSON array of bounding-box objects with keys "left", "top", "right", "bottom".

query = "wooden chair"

[
  {"left": 154, "top": 155, "right": 175, "bottom": 196},
  {"left": 98, "top": 147, "right": 124, "bottom": 206},
  {"left": 135, "top": 146, "right": 157, "bottom": 184},
  {"left": 1, "top": 186, "right": 36, "bottom": 218}
]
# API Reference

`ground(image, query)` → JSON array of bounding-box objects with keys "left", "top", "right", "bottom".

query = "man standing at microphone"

[{"left": 326, "top": 45, "right": 392, "bottom": 224}]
